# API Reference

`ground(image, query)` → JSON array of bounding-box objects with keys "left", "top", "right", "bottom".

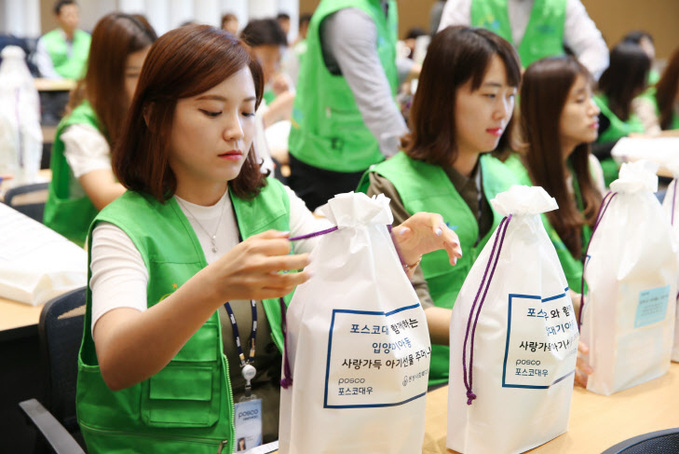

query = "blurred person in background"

[{"left": 34, "top": 0, "right": 91, "bottom": 80}]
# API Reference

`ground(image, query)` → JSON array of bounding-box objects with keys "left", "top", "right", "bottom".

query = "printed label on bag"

[
  {"left": 324, "top": 303, "right": 430, "bottom": 408},
  {"left": 502, "top": 290, "right": 578, "bottom": 388},
  {"left": 634, "top": 285, "right": 670, "bottom": 328}
]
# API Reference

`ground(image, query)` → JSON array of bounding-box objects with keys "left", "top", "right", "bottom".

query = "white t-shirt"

[
  {"left": 89, "top": 186, "right": 329, "bottom": 333},
  {"left": 61, "top": 123, "right": 112, "bottom": 178}
]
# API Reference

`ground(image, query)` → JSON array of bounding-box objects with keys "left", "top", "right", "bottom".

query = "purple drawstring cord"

[
  {"left": 671, "top": 181, "right": 677, "bottom": 226},
  {"left": 279, "top": 225, "right": 341, "bottom": 388},
  {"left": 279, "top": 296, "right": 293, "bottom": 389},
  {"left": 288, "top": 226, "right": 338, "bottom": 242},
  {"left": 462, "top": 215, "right": 512, "bottom": 405},
  {"left": 577, "top": 191, "right": 618, "bottom": 329}
]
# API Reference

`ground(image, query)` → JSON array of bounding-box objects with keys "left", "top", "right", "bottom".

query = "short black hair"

[
  {"left": 54, "top": 0, "right": 77, "bottom": 15},
  {"left": 622, "top": 30, "right": 654, "bottom": 45},
  {"left": 277, "top": 13, "right": 290, "bottom": 21},
  {"left": 405, "top": 27, "right": 426, "bottom": 40},
  {"left": 240, "top": 18, "right": 288, "bottom": 47}
]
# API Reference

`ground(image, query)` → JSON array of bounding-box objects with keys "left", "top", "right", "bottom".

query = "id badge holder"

[{"left": 234, "top": 365, "right": 262, "bottom": 452}]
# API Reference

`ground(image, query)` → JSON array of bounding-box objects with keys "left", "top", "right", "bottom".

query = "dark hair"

[
  {"left": 521, "top": 56, "right": 602, "bottom": 258},
  {"left": 622, "top": 30, "right": 654, "bottom": 46},
  {"left": 405, "top": 27, "right": 426, "bottom": 41},
  {"left": 113, "top": 25, "right": 265, "bottom": 202},
  {"left": 655, "top": 46, "right": 679, "bottom": 130},
  {"left": 240, "top": 18, "right": 288, "bottom": 47},
  {"left": 277, "top": 13, "right": 291, "bottom": 21},
  {"left": 405, "top": 26, "right": 521, "bottom": 167},
  {"left": 68, "top": 13, "right": 157, "bottom": 148},
  {"left": 54, "top": 0, "right": 76, "bottom": 15},
  {"left": 598, "top": 42, "right": 650, "bottom": 121}
]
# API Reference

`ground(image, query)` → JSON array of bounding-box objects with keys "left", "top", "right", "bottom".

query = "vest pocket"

[{"left": 142, "top": 362, "right": 221, "bottom": 428}]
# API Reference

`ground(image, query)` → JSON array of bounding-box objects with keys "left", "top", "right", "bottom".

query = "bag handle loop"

[
  {"left": 671, "top": 180, "right": 678, "bottom": 226},
  {"left": 462, "top": 215, "right": 512, "bottom": 405},
  {"left": 577, "top": 191, "right": 618, "bottom": 329}
]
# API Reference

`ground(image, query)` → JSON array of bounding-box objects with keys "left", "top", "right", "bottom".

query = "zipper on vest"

[{"left": 216, "top": 439, "right": 229, "bottom": 453}]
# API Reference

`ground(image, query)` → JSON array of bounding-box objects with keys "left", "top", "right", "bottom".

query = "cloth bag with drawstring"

[
  {"left": 661, "top": 162, "right": 679, "bottom": 362},
  {"left": 581, "top": 160, "right": 677, "bottom": 395},
  {"left": 448, "top": 185, "right": 577, "bottom": 454},
  {"left": 278, "top": 192, "right": 431, "bottom": 454}
]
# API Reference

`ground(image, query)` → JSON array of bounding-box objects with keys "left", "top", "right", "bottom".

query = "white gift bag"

[
  {"left": 448, "top": 186, "right": 577, "bottom": 454},
  {"left": 581, "top": 160, "right": 677, "bottom": 394},
  {"left": 0, "top": 203, "right": 87, "bottom": 305},
  {"left": 0, "top": 45, "right": 43, "bottom": 185},
  {"left": 278, "top": 192, "right": 431, "bottom": 454},
  {"left": 661, "top": 168, "right": 679, "bottom": 362}
]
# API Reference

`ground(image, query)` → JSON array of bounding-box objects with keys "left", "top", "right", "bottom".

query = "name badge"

[{"left": 234, "top": 398, "right": 262, "bottom": 451}]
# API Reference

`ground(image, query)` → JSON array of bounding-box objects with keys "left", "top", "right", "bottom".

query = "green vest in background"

[
  {"left": 289, "top": 0, "right": 398, "bottom": 173},
  {"left": 76, "top": 179, "right": 291, "bottom": 454},
  {"left": 593, "top": 94, "right": 645, "bottom": 186},
  {"left": 505, "top": 153, "right": 589, "bottom": 293},
  {"left": 360, "top": 152, "right": 516, "bottom": 385},
  {"left": 642, "top": 87, "right": 679, "bottom": 131},
  {"left": 471, "top": 0, "right": 566, "bottom": 67},
  {"left": 43, "top": 101, "right": 101, "bottom": 246},
  {"left": 41, "top": 29, "right": 91, "bottom": 80}
]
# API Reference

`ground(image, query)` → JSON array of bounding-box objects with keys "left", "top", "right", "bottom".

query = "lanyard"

[{"left": 224, "top": 300, "right": 258, "bottom": 395}]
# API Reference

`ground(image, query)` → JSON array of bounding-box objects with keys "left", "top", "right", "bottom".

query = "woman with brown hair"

[
  {"left": 361, "top": 25, "right": 522, "bottom": 386},
  {"left": 43, "top": 13, "right": 156, "bottom": 245},
  {"left": 75, "top": 25, "right": 460, "bottom": 453},
  {"left": 513, "top": 56, "right": 603, "bottom": 296}
]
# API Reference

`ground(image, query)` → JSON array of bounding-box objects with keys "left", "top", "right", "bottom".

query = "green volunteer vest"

[
  {"left": 360, "top": 152, "right": 516, "bottom": 385},
  {"left": 76, "top": 179, "right": 291, "bottom": 454},
  {"left": 642, "top": 87, "right": 679, "bottom": 131},
  {"left": 43, "top": 101, "right": 102, "bottom": 246},
  {"left": 471, "top": 0, "right": 566, "bottom": 67},
  {"left": 41, "top": 29, "right": 91, "bottom": 80},
  {"left": 594, "top": 94, "right": 645, "bottom": 186},
  {"left": 648, "top": 69, "right": 660, "bottom": 86},
  {"left": 289, "top": 0, "right": 399, "bottom": 172},
  {"left": 505, "top": 153, "right": 589, "bottom": 293}
]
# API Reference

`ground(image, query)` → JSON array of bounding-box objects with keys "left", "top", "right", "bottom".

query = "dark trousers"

[{"left": 288, "top": 154, "right": 366, "bottom": 211}]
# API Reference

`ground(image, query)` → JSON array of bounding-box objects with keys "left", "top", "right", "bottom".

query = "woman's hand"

[
  {"left": 205, "top": 229, "right": 311, "bottom": 302},
  {"left": 271, "top": 72, "right": 293, "bottom": 96},
  {"left": 392, "top": 212, "right": 462, "bottom": 268},
  {"left": 94, "top": 229, "right": 310, "bottom": 391},
  {"left": 575, "top": 341, "right": 593, "bottom": 387}
]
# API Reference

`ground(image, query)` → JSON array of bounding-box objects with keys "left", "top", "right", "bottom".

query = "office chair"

[
  {"left": 18, "top": 287, "right": 87, "bottom": 454},
  {"left": 3, "top": 182, "right": 49, "bottom": 222},
  {"left": 602, "top": 428, "right": 679, "bottom": 454}
]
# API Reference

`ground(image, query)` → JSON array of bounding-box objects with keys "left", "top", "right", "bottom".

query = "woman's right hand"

[
  {"left": 206, "top": 230, "right": 311, "bottom": 301},
  {"left": 94, "top": 230, "right": 310, "bottom": 390}
]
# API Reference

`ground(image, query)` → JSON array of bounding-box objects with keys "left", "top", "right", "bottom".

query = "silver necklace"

[{"left": 176, "top": 196, "right": 227, "bottom": 253}]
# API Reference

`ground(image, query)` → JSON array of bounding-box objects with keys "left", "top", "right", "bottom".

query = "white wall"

[
  {"left": 1, "top": 0, "right": 41, "bottom": 37},
  {"left": 0, "top": 0, "right": 298, "bottom": 38}
]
